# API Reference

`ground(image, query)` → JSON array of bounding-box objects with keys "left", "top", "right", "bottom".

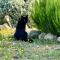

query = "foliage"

[
  {"left": 0, "top": 28, "right": 15, "bottom": 36},
  {"left": 0, "top": 0, "right": 23, "bottom": 25},
  {"left": 0, "top": 0, "right": 33, "bottom": 26},
  {"left": 0, "top": 36, "right": 60, "bottom": 60},
  {"left": 31, "top": 0, "right": 60, "bottom": 36}
]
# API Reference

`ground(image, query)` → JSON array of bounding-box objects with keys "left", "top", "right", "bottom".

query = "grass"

[
  {"left": 31, "top": 0, "right": 60, "bottom": 36},
  {"left": 0, "top": 36, "right": 60, "bottom": 60},
  {"left": 0, "top": 28, "right": 60, "bottom": 60}
]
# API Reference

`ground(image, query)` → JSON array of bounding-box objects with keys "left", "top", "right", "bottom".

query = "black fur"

[{"left": 14, "top": 15, "right": 28, "bottom": 41}]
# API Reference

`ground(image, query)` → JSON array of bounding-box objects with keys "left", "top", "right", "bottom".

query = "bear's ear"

[
  {"left": 25, "top": 15, "right": 28, "bottom": 19},
  {"left": 24, "top": 0, "right": 27, "bottom": 2},
  {"left": 19, "top": 18, "right": 21, "bottom": 20}
]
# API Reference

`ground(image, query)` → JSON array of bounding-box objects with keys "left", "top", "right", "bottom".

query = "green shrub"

[
  {"left": 31, "top": 0, "right": 60, "bottom": 36},
  {"left": 0, "top": 0, "right": 23, "bottom": 25}
]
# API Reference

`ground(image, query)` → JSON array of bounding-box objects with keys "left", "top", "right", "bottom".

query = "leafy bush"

[
  {"left": 0, "top": 0, "right": 33, "bottom": 27},
  {"left": 31, "top": 0, "right": 60, "bottom": 36},
  {"left": 0, "top": 28, "right": 15, "bottom": 36},
  {"left": 0, "top": 0, "right": 23, "bottom": 25}
]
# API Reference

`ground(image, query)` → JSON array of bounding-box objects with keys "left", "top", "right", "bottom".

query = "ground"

[
  {"left": 0, "top": 28, "right": 60, "bottom": 60},
  {"left": 0, "top": 36, "right": 60, "bottom": 60}
]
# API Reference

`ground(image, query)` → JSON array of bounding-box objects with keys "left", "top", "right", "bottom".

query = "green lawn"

[{"left": 0, "top": 36, "right": 60, "bottom": 60}]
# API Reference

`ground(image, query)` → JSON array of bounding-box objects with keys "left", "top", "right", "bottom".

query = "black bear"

[{"left": 14, "top": 15, "right": 28, "bottom": 41}]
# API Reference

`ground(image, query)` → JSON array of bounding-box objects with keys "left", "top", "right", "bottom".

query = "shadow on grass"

[
  {"left": 0, "top": 35, "right": 60, "bottom": 45},
  {"left": 32, "top": 38, "right": 60, "bottom": 45}
]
